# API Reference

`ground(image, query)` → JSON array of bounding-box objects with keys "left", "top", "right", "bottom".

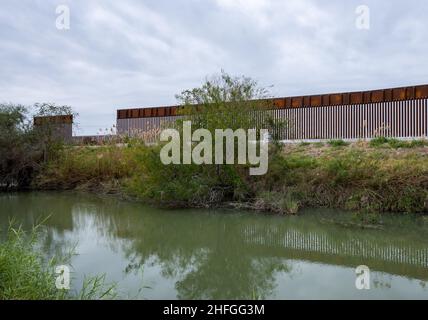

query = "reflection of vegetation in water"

[
  {"left": 115, "top": 211, "right": 292, "bottom": 299},
  {"left": 174, "top": 255, "right": 289, "bottom": 300},
  {"left": 1, "top": 192, "right": 428, "bottom": 299}
]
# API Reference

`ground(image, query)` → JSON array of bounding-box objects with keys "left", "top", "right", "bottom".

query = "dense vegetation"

[
  {"left": 0, "top": 103, "right": 75, "bottom": 190},
  {"left": 0, "top": 223, "right": 116, "bottom": 300},
  {"left": 33, "top": 140, "right": 428, "bottom": 215},
  {"left": 1, "top": 74, "right": 428, "bottom": 215}
]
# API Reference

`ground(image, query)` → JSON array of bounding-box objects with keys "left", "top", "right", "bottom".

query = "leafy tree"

[
  {"left": 129, "top": 72, "right": 286, "bottom": 206},
  {"left": 33, "top": 102, "right": 77, "bottom": 119},
  {"left": 175, "top": 71, "right": 272, "bottom": 133},
  {"left": 0, "top": 103, "right": 75, "bottom": 190}
]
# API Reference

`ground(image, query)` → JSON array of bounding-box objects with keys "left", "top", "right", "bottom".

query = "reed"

[{"left": 0, "top": 223, "right": 117, "bottom": 300}]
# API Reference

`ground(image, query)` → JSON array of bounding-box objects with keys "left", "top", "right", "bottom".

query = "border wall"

[{"left": 116, "top": 84, "right": 428, "bottom": 141}]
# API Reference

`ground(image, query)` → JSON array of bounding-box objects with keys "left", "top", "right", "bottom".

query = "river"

[{"left": 0, "top": 192, "right": 427, "bottom": 299}]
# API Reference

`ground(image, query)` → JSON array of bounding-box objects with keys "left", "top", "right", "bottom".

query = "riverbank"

[{"left": 32, "top": 138, "right": 428, "bottom": 216}]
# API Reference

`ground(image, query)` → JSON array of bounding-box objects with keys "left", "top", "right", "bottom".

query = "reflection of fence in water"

[{"left": 243, "top": 226, "right": 428, "bottom": 268}]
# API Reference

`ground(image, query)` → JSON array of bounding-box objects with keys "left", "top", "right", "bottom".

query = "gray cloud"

[{"left": 1, "top": 0, "right": 427, "bottom": 134}]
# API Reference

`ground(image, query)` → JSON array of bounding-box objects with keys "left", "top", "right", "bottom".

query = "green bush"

[
  {"left": 125, "top": 143, "right": 250, "bottom": 206},
  {"left": 125, "top": 72, "right": 282, "bottom": 207},
  {"left": 327, "top": 139, "right": 349, "bottom": 147},
  {"left": 369, "top": 136, "right": 390, "bottom": 147}
]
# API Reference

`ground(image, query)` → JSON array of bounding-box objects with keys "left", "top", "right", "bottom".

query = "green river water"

[{"left": 0, "top": 192, "right": 427, "bottom": 299}]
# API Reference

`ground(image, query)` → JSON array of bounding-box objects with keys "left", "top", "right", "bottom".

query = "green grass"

[
  {"left": 327, "top": 139, "right": 349, "bottom": 147},
  {"left": 370, "top": 137, "right": 428, "bottom": 149},
  {"left": 369, "top": 136, "right": 390, "bottom": 147},
  {"left": 0, "top": 223, "right": 117, "bottom": 300}
]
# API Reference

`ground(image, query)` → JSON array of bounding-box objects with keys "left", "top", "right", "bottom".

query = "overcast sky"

[{"left": 1, "top": 0, "right": 427, "bottom": 135}]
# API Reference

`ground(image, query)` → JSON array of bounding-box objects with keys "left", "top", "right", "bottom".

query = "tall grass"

[
  {"left": 0, "top": 223, "right": 117, "bottom": 300},
  {"left": 34, "top": 144, "right": 134, "bottom": 191}
]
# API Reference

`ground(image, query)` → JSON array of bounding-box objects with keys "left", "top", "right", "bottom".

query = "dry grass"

[{"left": 34, "top": 145, "right": 134, "bottom": 191}]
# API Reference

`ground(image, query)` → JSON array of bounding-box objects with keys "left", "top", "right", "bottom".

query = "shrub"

[
  {"left": 327, "top": 139, "right": 349, "bottom": 147},
  {"left": 126, "top": 72, "right": 284, "bottom": 206},
  {"left": 369, "top": 136, "right": 390, "bottom": 147},
  {"left": 255, "top": 191, "right": 299, "bottom": 215}
]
